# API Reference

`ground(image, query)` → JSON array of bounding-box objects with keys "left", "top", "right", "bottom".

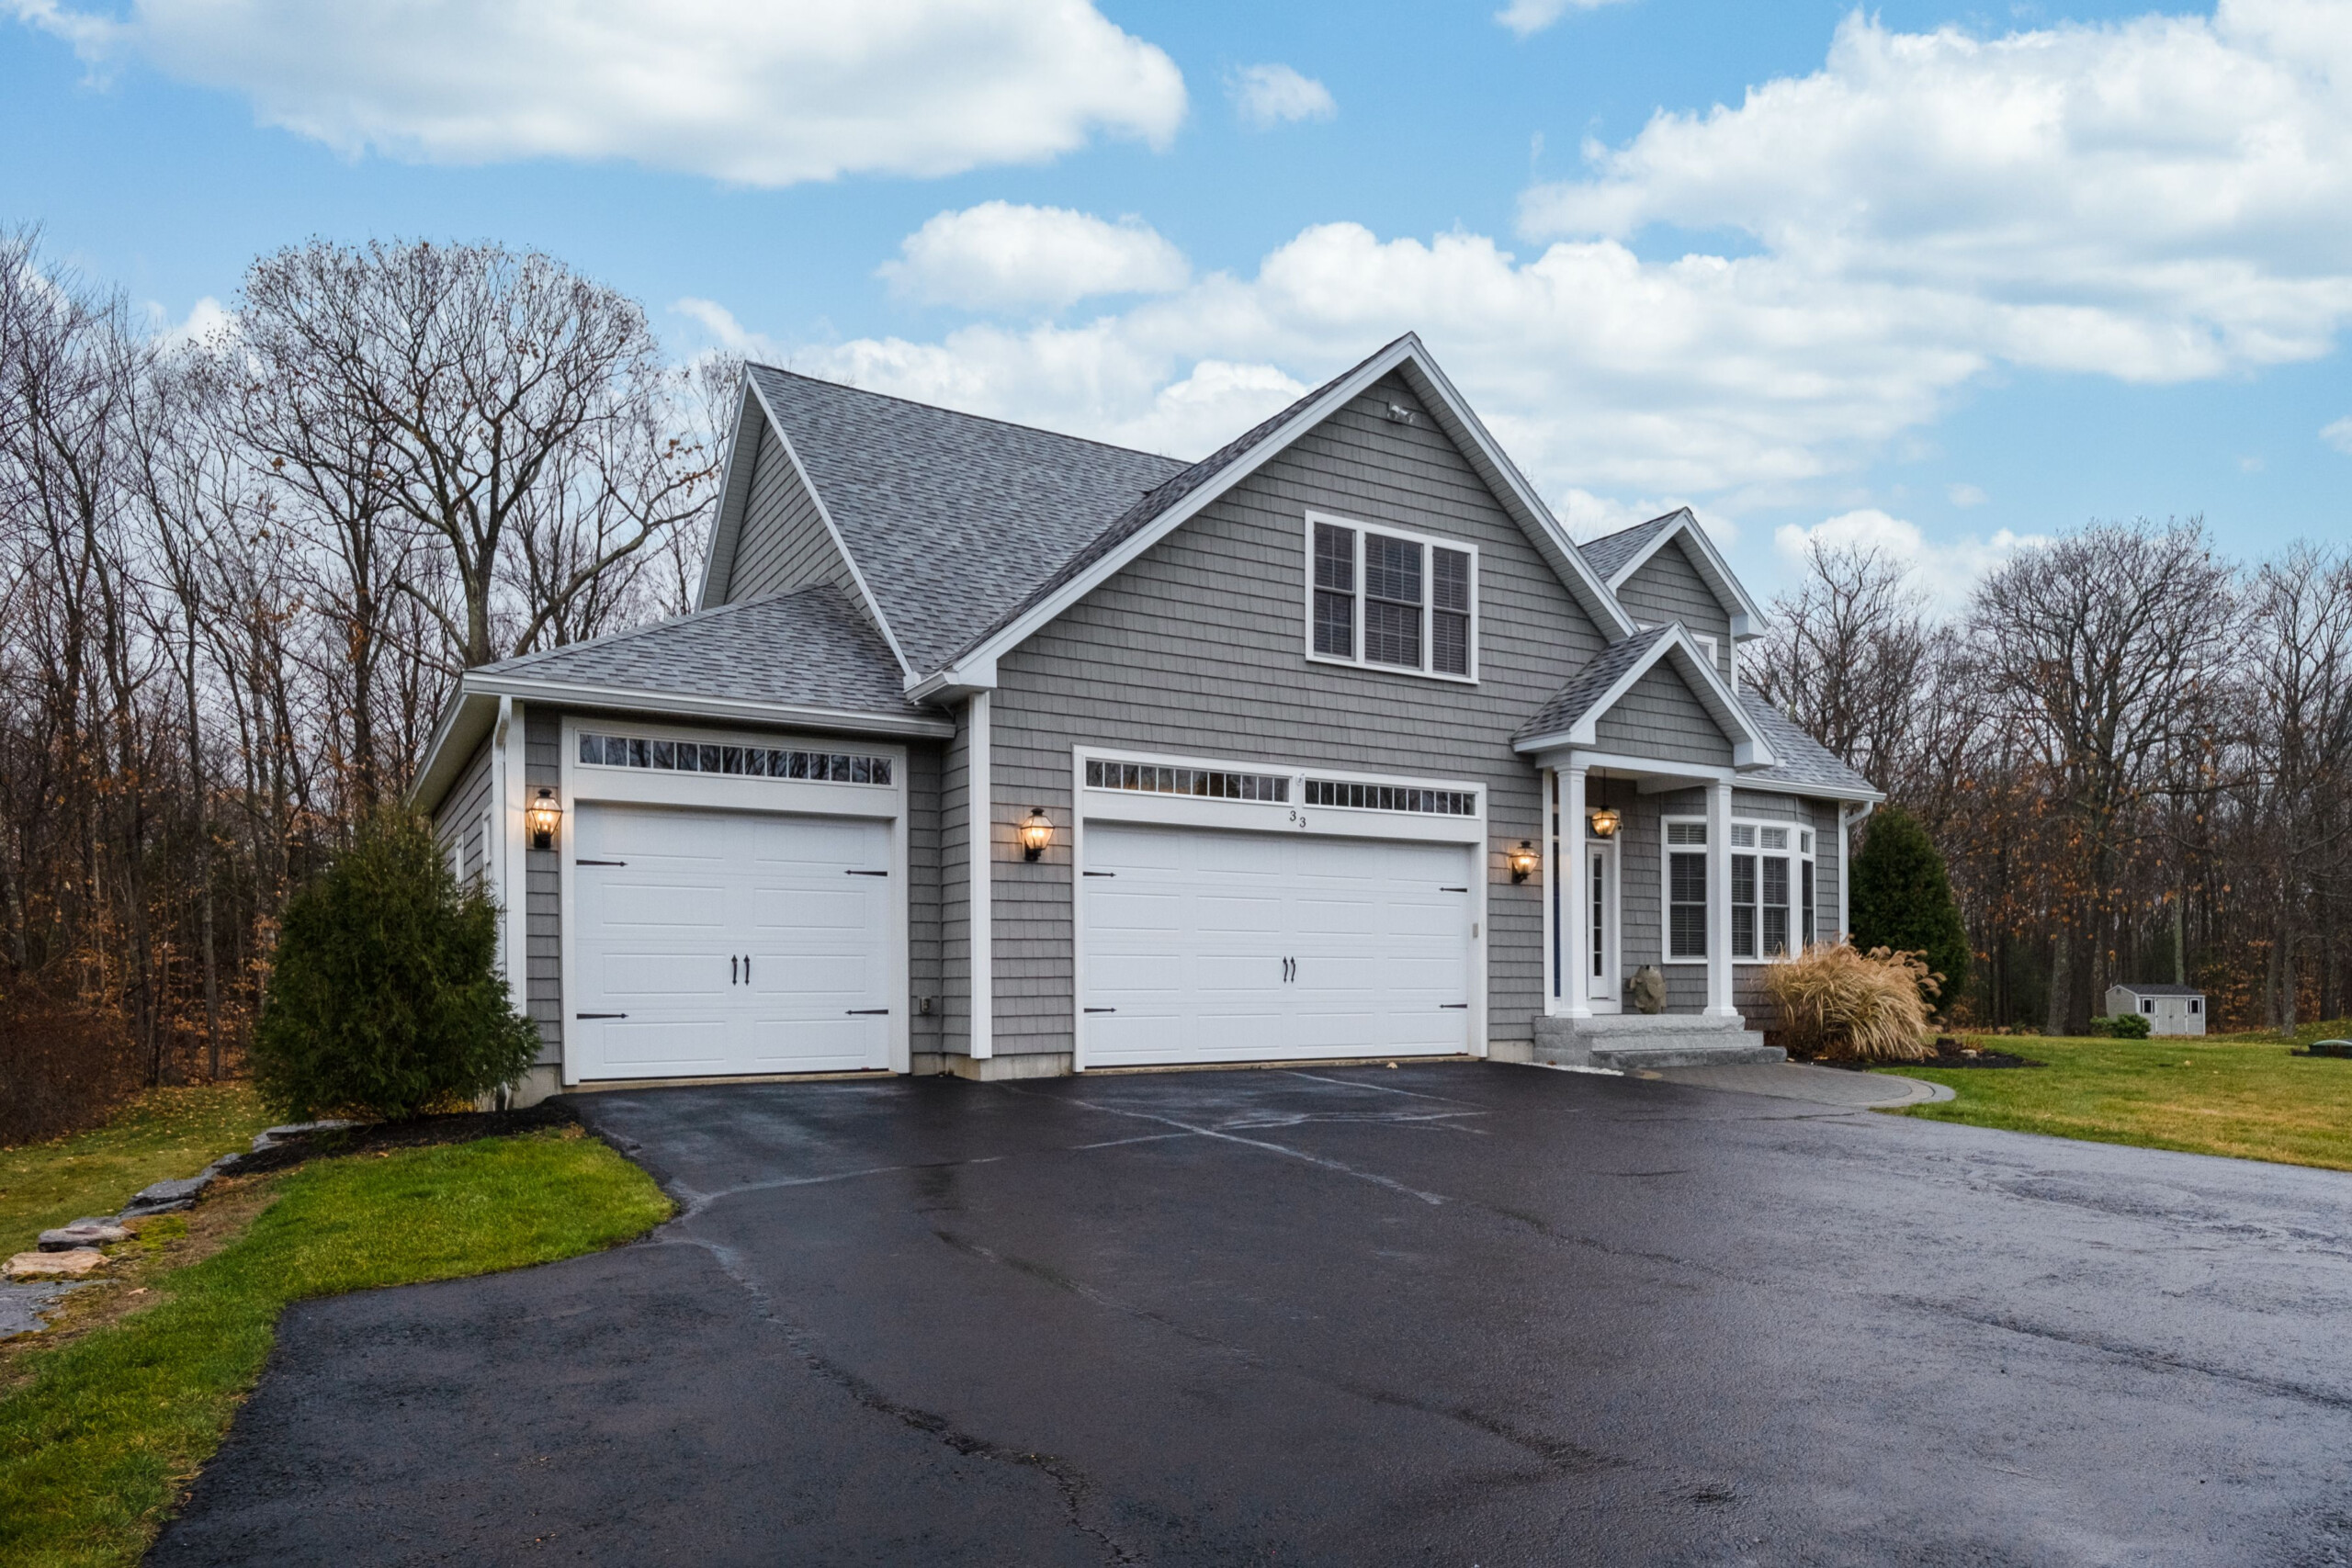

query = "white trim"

[
  {"left": 967, "top": 692, "right": 993, "bottom": 1061},
  {"left": 1070, "top": 741, "right": 1490, "bottom": 1070},
  {"left": 462, "top": 673, "right": 954, "bottom": 739},
  {"left": 499, "top": 699, "right": 529, "bottom": 1026},
  {"left": 1587, "top": 837, "right": 1622, "bottom": 1014},
  {"left": 1721, "top": 816, "right": 1815, "bottom": 964},
  {"left": 1705, "top": 782, "right": 1736, "bottom": 1017},
  {"left": 930, "top": 334, "right": 1637, "bottom": 682},
  {"left": 692, "top": 382, "right": 763, "bottom": 611},
  {"left": 1598, "top": 509, "right": 1767, "bottom": 640},
  {"left": 1659, "top": 813, "right": 1710, "bottom": 967},
  {"left": 557, "top": 713, "right": 913, "bottom": 1082},
  {"left": 1301, "top": 509, "right": 1480, "bottom": 684},
  {"left": 1839, "top": 799, "right": 1874, "bottom": 942}
]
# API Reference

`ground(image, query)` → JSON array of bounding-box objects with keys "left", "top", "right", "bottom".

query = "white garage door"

[
  {"left": 571, "top": 803, "right": 893, "bottom": 1079},
  {"left": 1080, "top": 823, "right": 1473, "bottom": 1068}
]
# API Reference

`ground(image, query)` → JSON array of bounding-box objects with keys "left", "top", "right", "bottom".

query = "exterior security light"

[
  {"left": 1587, "top": 807, "right": 1622, "bottom": 840},
  {"left": 527, "top": 786, "right": 562, "bottom": 851},
  {"left": 1020, "top": 808, "right": 1053, "bottom": 862},
  {"left": 1510, "top": 841, "right": 1539, "bottom": 883}
]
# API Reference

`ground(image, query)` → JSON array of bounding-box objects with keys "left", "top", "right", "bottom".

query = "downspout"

[{"left": 1839, "top": 800, "right": 1875, "bottom": 943}]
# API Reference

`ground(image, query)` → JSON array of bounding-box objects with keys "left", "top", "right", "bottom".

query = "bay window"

[{"left": 1667, "top": 816, "right": 1817, "bottom": 964}]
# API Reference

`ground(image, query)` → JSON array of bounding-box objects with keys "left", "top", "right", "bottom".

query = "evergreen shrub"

[
  {"left": 253, "top": 808, "right": 538, "bottom": 1121},
  {"left": 2088, "top": 1012, "right": 2153, "bottom": 1039},
  {"left": 1849, "top": 806, "right": 1971, "bottom": 1010}
]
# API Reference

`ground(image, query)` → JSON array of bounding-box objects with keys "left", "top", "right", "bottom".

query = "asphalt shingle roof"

[
  {"left": 1512, "top": 626, "right": 1677, "bottom": 744},
  {"left": 1734, "top": 694, "right": 1881, "bottom": 797},
  {"left": 479, "top": 586, "right": 930, "bottom": 721},
  {"left": 1578, "top": 511, "right": 1685, "bottom": 582},
  {"left": 748, "top": 366, "right": 1187, "bottom": 674}
]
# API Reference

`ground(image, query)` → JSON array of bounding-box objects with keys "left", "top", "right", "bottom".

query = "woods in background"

[
  {"left": 1758, "top": 525, "right": 2352, "bottom": 1033},
  {"left": 0, "top": 229, "right": 732, "bottom": 1111}
]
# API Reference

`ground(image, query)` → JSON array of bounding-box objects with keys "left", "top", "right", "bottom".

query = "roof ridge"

[{"left": 747, "top": 363, "right": 1191, "bottom": 468}]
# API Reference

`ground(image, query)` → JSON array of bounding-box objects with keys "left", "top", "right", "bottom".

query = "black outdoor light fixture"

[
  {"left": 1510, "top": 840, "right": 1538, "bottom": 883},
  {"left": 1020, "top": 807, "right": 1053, "bottom": 862},
  {"left": 527, "top": 786, "right": 561, "bottom": 851}
]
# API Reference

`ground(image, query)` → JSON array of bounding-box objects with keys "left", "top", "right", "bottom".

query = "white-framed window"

[
  {"left": 2188, "top": 998, "right": 2201, "bottom": 1015},
  {"left": 1667, "top": 821, "right": 1708, "bottom": 959},
  {"left": 1664, "top": 815, "right": 1818, "bottom": 963},
  {"left": 1306, "top": 511, "right": 1476, "bottom": 682}
]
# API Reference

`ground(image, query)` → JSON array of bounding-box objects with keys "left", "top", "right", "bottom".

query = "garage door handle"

[
  {"left": 1440, "top": 886, "right": 1468, "bottom": 893},
  {"left": 846, "top": 1008, "right": 890, "bottom": 1016},
  {"left": 575, "top": 1012, "right": 628, "bottom": 1020},
  {"left": 845, "top": 869, "right": 888, "bottom": 877}
]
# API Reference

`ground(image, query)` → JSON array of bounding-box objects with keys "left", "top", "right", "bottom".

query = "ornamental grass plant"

[{"left": 1765, "top": 943, "right": 1939, "bottom": 1063}]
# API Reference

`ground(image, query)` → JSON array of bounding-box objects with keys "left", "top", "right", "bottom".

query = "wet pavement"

[{"left": 147, "top": 1063, "right": 2352, "bottom": 1566}]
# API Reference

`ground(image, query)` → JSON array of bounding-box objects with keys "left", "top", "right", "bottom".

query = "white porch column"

[
  {"left": 1705, "top": 778, "right": 1737, "bottom": 1018},
  {"left": 967, "top": 691, "right": 993, "bottom": 1060},
  {"left": 1561, "top": 764, "right": 1590, "bottom": 1017}
]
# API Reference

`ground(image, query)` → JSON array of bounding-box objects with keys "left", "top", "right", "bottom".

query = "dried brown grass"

[{"left": 1765, "top": 944, "right": 1939, "bottom": 1063}]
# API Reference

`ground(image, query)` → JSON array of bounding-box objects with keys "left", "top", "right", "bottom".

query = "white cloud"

[
  {"left": 1229, "top": 63, "right": 1336, "bottom": 130},
  {"left": 672, "top": 298, "right": 786, "bottom": 363},
  {"left": 1948, "top": 482, "right": 1987, "bottom": 508},
  {"left": 15, "top": 0, "right": 1185, "bottom": 185},
  {"left": 1774, "top": 509, "right": 2049, "bottom": 613},
  {"left": 879, "top": 203, "right": 1189, "bottom": 312},
  {"left": 144, "top": 294, "right": 230, "bottom": 349},
  {"left": 2323, "top": 416, "right": 2352, "bottom": 455},
  {"left": 1521, "top": 5, "right": 2352, "bottom": 387},
  {"left": 1494, "top": 0, "right": 1631, "bottom": 39}
]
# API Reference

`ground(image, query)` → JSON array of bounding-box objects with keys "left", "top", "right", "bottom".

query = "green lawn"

[
  {"left": 0, "top": 1126, "right": 672, "bottom": 1568},
  {"left": 1, "top": 1086, "right": 277, "bottom": 1256},
  {"left": 1885, "top": 1029, "right": 2352, "bottom": 1171}
]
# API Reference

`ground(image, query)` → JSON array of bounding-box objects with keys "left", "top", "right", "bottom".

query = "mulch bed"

[
  {"left": 1790, "top": 1036, "right": 2043, "bottom": 1072},
  {"left": 228, "top": 1101, "right": 581, "bottom": 1176}
]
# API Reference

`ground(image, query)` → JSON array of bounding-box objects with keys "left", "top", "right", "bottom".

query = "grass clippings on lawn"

[
  {"left": 0, "top": 1124, "right": 672, "bottom": 1568},
  {"left": 0, "top": 1086, "right": 275, "bottom": 1255},
  {"left": 1884, "top": 1032, "right": 2352, "bottom": 1172}
]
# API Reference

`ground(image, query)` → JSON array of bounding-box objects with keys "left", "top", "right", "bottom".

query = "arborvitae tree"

[
  {"left": 253, "top": 808, "right": 537, "bottom": 1120},
  {"left": 1849, "top": 805, "right": 1972, "bottom": 1011}
]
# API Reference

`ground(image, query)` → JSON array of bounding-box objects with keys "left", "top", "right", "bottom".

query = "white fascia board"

[
  {"left": 1388, "top": 355, "right": 1639, "bottom": 642},
  {"left": 904, "top": 655, "right": 998, "bottom": 703},
  {"left": 463, "top": 673, "right": 956, "bottom": 739},
  {"left": 693, "top": 381, "right": 764, "bottom": 613},
  {"left": 407, "top": 689, "right": 501, "bottom": 815},
  {"left": 737, "top": 373, "right": 918, "bottom": 680},
  {"left": 940, "top": 334, "right": 1638, "bottom": 678},
  {"left": 1601, "top": 510, "right": 1767, "bottom": 638}
]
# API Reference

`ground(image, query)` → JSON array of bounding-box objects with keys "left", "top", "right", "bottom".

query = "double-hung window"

[
  {"left": 1728, "top": 822, "right": 1814, "bottom": 960},
  {"left": 1307, "top": 514, "right": 1476, "bottom": 680},
  {"left": 1667, "top": 822, "right": 1708, "bottom": 958}
]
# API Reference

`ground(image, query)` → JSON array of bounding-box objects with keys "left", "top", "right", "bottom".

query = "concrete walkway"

[{"left": 1650, "top": 1060, "right": 1955, "bottom": 1107}]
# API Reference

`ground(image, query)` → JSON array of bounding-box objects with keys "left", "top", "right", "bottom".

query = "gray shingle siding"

[
  {"left": 725, "top": 419, "right": 867, "bottom": 613},
  {"left": 1616, "top": 536, "right": 1734, "bottom": 684},
  {"left": 1593, "top": 661, "right": 1735, "bottom": 768},
  {"left": 986, "top": 374, "right": 1610, "bottom": 1057},
  {"left": 526, "top": 707, "right": 563, "bottom": 1064},
  {"left": 433, "top": 737, "right": 492, "bottom": 874}
]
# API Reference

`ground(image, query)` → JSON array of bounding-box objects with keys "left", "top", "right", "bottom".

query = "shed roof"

[{"left": 2109, "top": 982, "right": 2206, "bottom": 998}]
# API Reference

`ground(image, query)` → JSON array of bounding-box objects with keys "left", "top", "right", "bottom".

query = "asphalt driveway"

[{"left": 148, "top": 1064, "right": 2352, "bottom": 1566}]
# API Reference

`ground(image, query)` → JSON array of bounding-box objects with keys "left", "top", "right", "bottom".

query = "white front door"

[
  {"left": 571, "top": 803, "right": 893, "bottom": 1079},
  {"left": 1080, "top": 822, "right": 1475, "bottom": 1068},
  {"left": 1587, "top": 840, "right": 1622, "bottom": 1013}
]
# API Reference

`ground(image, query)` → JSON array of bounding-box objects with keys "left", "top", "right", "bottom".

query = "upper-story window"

[{"left": 1306, "top": 512, "right": 1476, "bottom": 681}]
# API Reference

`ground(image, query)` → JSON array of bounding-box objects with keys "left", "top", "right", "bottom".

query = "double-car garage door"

[
  {"left": 1080, "top": 823, "right": 1475, "bottom": 1067},
  {"left": 570, "top": 803, "right": 894, "bottom": 1079}
]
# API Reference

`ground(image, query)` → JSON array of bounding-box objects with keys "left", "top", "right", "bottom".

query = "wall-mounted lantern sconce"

[
  {"left": 1509, "top": 840, "right": 1539, "bottom": 883},
  {"left": 527, "top": 786, "right": 562, "bottom": 851},
  {"left": 1020, "top": 807, "right": 1054, "bottom": 862},
  {"left": 1587, "top": 807, "right": 1622, "bottom": 840}
]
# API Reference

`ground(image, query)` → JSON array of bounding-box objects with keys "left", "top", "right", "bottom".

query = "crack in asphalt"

[
  {"left": 928, "top": 1228, "right": 1627, "bottom": 1480},
  {"left": 649, "top": 1230, "right": 1145, "bottom": 1566}
]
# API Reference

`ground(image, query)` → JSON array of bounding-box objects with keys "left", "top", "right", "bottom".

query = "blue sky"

[{"left": 6, "top": 0, "right": 2347, "bottom": 604}]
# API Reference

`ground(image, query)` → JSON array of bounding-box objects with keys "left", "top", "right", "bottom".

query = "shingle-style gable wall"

[
  {"left": 1593, "top": 660, "right": 1735, "bottom": 769},
  {"left": 723, "top": 418, "right": 869, "bottom": 619},
  {"left": 978, "top": 373, "right": 1612, "bottom": 1059},
  {"left": 1614, "top": 536, "right": 1733, "bottom": 683}
]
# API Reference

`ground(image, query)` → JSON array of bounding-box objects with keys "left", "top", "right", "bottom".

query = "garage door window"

[{"left": 578, "top": 731, "right": 890, "bottom": 785}]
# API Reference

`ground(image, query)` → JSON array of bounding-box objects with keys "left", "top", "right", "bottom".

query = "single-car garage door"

[
  {"left": 571, "top": 803, "right": 893, "bottom": 1079},
  {"left": 1080, "top": 823, "right": 1473, "bottom": 1068}
]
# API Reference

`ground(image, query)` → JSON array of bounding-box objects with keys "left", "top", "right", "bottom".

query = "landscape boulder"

[
  {"left": 119, "top": 1173, "right": 212, "bottom": 1218},
  {"left": 6, "top": 1248, "right": 105, "bottom": 1280},
  {"left": 37, "top": 1218, "right": 130, "bottom": 1251}
]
